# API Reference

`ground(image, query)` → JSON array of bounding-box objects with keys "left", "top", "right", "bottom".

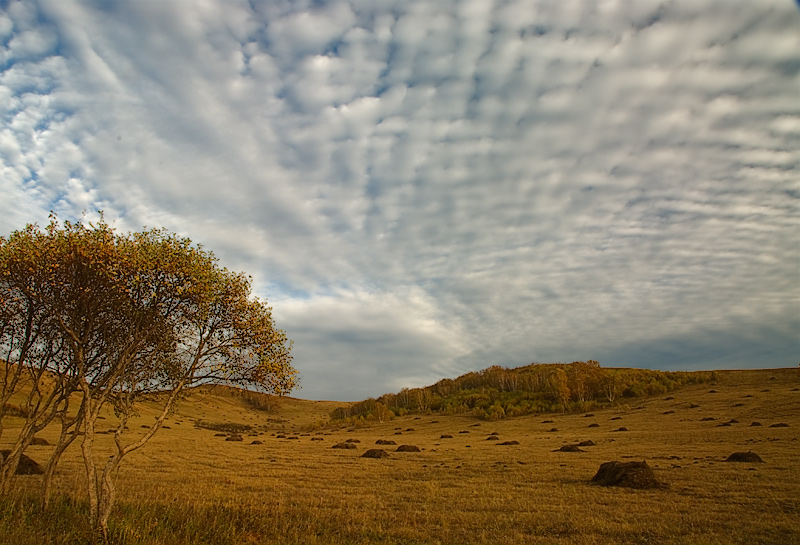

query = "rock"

[
  {"left": 396, "top": 445, "right": 421, "bottom": 452},
  {"left": 376, "top": 439, "right": 397, "bottom": 445},
  {"left": 0, "top": 450, "right": 43, "bottom": 475},
  {"left": 361, "top": 449, "right": 390, "bottom": 459},
  {"left": 555, "top": 444, "right": 583, "bottom": 452},
  {"left": 725, "top": 451, "right": 764, "bottom": 463},
  {"left": 226, "top": 434, "right": 244, "bottom": 442},
  {"left": 591, "top": 460, "right": 666, "bottom": 489},
  {"left": 332, "top": 442, "right": 356, "bottom": 449}
]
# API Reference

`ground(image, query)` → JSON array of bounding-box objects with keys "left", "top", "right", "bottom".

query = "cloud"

[{"left": 1, "top": 0, "right": 797, "bottom": 399}]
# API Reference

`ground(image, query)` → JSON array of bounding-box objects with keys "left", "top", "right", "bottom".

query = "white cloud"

[{"left": 0, "top": 0, "right": 797, "bottom": 399}]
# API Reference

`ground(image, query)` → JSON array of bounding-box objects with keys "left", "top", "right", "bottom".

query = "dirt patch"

[
  {"left": 396, "top": 445, "right": 421, "bottom": 452},
  {"left": 725, "top": 452, "right": 764, "bottom": 463},
  {"left": 591, "top": 461, "right": 667, "bottom": 489},
  {"left": 361, "top": 449, "right": 390, "bottom": 459},
  {"left": 0, "top": 450, "right": 43, "bottom": 475}
]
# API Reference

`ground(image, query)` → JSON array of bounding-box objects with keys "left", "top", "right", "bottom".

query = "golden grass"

[{"left": 2, "top": 368, "right": 799, "bottom": 544}]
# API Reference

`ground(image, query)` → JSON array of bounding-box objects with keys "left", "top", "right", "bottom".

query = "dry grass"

[{"left": 2, "top": 368, "right": 799, "bottom": 544}]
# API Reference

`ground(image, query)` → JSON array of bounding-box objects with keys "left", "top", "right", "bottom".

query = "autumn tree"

[
  {"left": 0, "top": 217, "right": 297, "bottom": 541},
  {"left": 550, "top": 367, "right": 571, "bottom": 410}
]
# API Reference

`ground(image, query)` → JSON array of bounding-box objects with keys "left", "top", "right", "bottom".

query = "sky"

[{"left": 0, "top": 0, "right": 798, "bottom": 401}]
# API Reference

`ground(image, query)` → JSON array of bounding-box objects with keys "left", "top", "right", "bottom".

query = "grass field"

[{"left": 1, "top": 368, "right": 799, "bottom": 544}]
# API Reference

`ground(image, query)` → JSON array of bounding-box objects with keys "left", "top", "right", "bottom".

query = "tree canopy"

[{"left": 0, "top": 215, "right": 297, "bottom": 540}]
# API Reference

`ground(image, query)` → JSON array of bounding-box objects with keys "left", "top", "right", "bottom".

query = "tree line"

[
  {"left": 1, "top": 216, "right": 297, "bottom": 541},
  {"left": 331, "top": 361, "right": 716, "bottom": 423}
]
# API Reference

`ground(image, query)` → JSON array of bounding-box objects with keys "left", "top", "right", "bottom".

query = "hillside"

[
  {"left": 332, "top": 361, "right": 721, "bottom": 423},
  {"left": 1, "top": 367, "right": 798, "bottom": 544}
]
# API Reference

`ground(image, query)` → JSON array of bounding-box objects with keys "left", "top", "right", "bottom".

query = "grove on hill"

[{"left": 332, "top": 361, "right": 718, "bottom": 423}]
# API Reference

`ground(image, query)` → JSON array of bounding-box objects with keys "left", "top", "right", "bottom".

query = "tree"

[
  {"left": 0, "top": 216, "right": 297, "bottom": 541},
  {"left": 550, "top": 368, "right": 570, "bottom": 410}
]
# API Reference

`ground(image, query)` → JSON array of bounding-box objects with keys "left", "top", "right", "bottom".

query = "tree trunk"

[
  {"left": 0, "top": 420, "right": 36, "bottom": 494},
  {"left": 80, "top": 392, "right": 100, "bottom": 529},
  {"left": 41, "top": 411, "right": 81, "bottom": 509}
]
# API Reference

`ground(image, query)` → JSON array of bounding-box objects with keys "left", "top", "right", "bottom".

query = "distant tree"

[
  {"left": 550, "top": 368, "right": 570, "bottom": 410},
  {"left": 0, "top": 216, "right": 297, "bottom": 542},
  {"left": 373, "top": 402, "right": 392, "bottom": 423}
]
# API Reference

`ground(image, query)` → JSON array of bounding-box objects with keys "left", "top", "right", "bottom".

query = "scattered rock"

[
  {"left": 405, "top": 428, "right": 415, "bottom": 432},
  {"left": 725, "top": 451, "right": 764, "bottom": 463},
  {"left": 276, "top": 434, "right": 286, "bottom": 439},
  {"left": 250, "top": 440, "right": 263, "bottom": 445},
  {"left": 664, "top": 396, "right": 675, "bottom": 401},
  {"left": 311, "top": 437, "right": 324, "bottom": 441},
  {"left": 750, "top": 422, "right": 762, "bottom": 427},
  {"left": 700, "top": 417, "right": 716, "bottom": 421},
  {"left": 345, "top": 438, "right": 361, "bottom": 443},
  {"left": 588, "top": 423, "right": 599, "bottom": 428},
  {"left": 489, "top": 432, "right": 499, "bottom": 436},
  {"left": 215, "top": 433, "right": 227, "bottom": 437},
  {"left": 769, "top": 423, "right": 790, "bottom": 428},
  {"left": 549, "top": 428, "right": 559, "bottom": 432},
  {"left": 555, "top": 445, "right": 583, "bottom": 452},
  {"left": 332, "top": 442, "right": 356, "bottom": 449},
  {"left": 727, "top": 419, "right": 739, "bottom": 424},
  {"left": 0, "top": 451, "right": 43, "bottom": 475},
  {"left": 689, "top": 403, "right": 700, "bottom": 408},
  {"left": 226, "top": 434, "right": 244, "bottom": 442},
  {"left": 614, "top": 427, "right": 628, "bottom": 432},
  {"left": 497, "top": 441, "right": 519, "bottom": 446},
  {"left": 440, "top": 434, "right": 453, "bottom": 439},
  {"left": 611, "top": 417, "right": 622, "bottom": 421},
  {"left": 663, "top": 411, "right": 675, "bottom": 415},
  {"left": 709, "top": 390, "right": 717, "bottom": 393},
  {"left": 459, "top": 431, "right": 470, "bottom": 434},
  {"left": 396, "top": 445, "right": 421, "bottom": 452},
  {"left": 486, "top": 436, "right": 500, "bottom": 441},
  {"left": 361, "top": 449, "right": 389, "bottom": 459},
  {"left": 541, "top": 420, "right": 554, "bottom": 424},
  {"left": 578, "top": 440, "right": 596, "bottom": 447},
  {"left": 733, "top": 403, "right": 744, "bottom": 407},
  {"left": 591, "top": 461, "right": 667, "bottom": 489},
  {"left": 376, "top": 439, "right": 397, "bottom": 445},
  {"left": 583, "top": 413, "right": 595, "bottom": 418}
]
